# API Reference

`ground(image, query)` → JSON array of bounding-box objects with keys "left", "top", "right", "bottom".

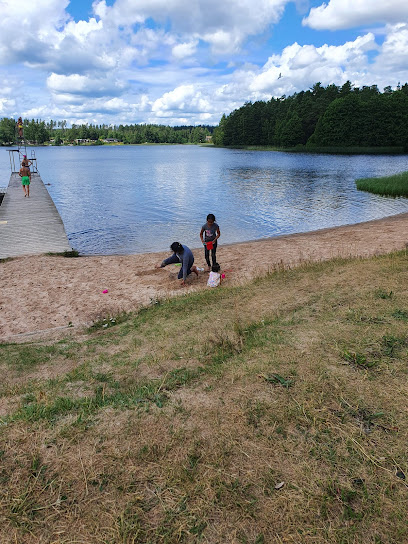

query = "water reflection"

[
  {"left": 1, "top": 146, "right": 408, "bottom": 255},
  {"left": 221, "top": 155, "right": 408, "bottom": 239}
]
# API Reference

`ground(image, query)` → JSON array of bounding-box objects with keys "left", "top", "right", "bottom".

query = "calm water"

[{"left": 2, "top": 145, "right": 408, "bottom": 255}]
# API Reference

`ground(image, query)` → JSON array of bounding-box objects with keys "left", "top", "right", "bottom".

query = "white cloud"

[
  {"left": 0, "top": 83, "right": 13, "bottom": 96},
  {"left": 63, "top": 17, "right": 103, "bottom": 41},
  {"left": 2, "top": 0, "right": 408, "bottom": 127},
  {"left": 247, "top": 33, "right": 377, "bottom": 95},
  {"left": 52, "top": 93, "right": 85, "bottom": 105},
  {"left": 172, "top": 41, "right": 198, "bottom": 60},
  {"left": 373, "top": 23, "right": 408, "bottom": 71},
  {"left": 47, "top": 73, "right": 127, "bottom": 98},
  {"left": 129, "top": 28, "right": 178, "bottom": 65},
  {"left": 87, "top": 97, "right": 130, "bottom": 113},
  {"left": 94, "top": 0, "right": 290, "bottom": 54},
  {"left": 0, "top": 97, "right": 15, "bottom": 114},
  {"left": 23, "top": 105, "right": 52, "bottom": 118},
  {"left": 0, "top": 0, "right": 69, "bottom": 27},
  {"left": 152, "top": 84, "right": 212, "bottom": 115},
  {"left": 23, "top": 94, "right": 152, "bottom": 124},
  {"left": 0, "top": 0, "right": 293, "bottom": 122},
  {"left": 201, "top": 30, "right": 243, "bottom": 55},
  {"left": 303, "top": 0, "right": 408, "bottom": 30},
  {"left": 0, "top": 0, "right": 139, "bottom": 75},
  {"left": 0, "top": 0, "right": 70, "bottom": 64}
]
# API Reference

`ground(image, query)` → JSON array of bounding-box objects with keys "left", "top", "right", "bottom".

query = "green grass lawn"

[{"left": 1, "top": 251, "right": 408, "bottom": 543}]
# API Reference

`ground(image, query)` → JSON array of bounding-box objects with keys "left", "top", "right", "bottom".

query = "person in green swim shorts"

[{"left": 19, "top": 164, "right": 31, "bottom": 197}]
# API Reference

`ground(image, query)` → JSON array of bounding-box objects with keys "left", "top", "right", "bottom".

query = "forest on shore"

[
  {"left": 1, "top": 81, "right": 408, "bottom": 150},
  {"left": 212, "top": 81, "right": 408, "bottom": 150},
  {"left": 0, "top": 119, "right": 213, "bottom": 146}
]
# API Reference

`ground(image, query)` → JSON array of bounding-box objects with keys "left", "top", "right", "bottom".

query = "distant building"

[{"left": 205, "top": 135, "right": 212, "bottom": 142}]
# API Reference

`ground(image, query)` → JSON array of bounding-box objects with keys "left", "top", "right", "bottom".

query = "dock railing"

[{"left": 8, "top": 149, "right": 39, "bottom": 174}]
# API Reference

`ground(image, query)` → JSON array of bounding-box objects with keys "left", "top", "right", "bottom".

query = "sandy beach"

[{"left": 1, "top": 213, "right": 408, "bottom": 341}]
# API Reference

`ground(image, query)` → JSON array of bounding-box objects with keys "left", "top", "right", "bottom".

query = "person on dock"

[
  {"left": 156, "top": 242, "right": 198, "bottom": 286},
  {"left": 19, "top": 163, "right": 31, "bottom": 197},
  {"left": 16, "top": 117, "right": 24, "bottom": 139},
  {"left": 21, "top": 155, "right": 32, "bottom": 168},
  {"left": 200, "top": 213, "right": 221, "bottom": 271}
]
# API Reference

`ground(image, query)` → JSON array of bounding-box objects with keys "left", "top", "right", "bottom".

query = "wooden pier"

[{"left": 0, "top": 172, "right": 72, "bottom": 259}]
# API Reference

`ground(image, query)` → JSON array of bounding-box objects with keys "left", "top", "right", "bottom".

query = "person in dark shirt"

[
  {"left": 200, "top": 213, "right": 221, "bottom": 270},
  {"left": 156, "top": 242, "right": 198, "bottom": 286}
]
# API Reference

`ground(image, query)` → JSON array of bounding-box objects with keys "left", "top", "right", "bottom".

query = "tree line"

[
  {"left": 2, "top": 81, "right": 408, "bottom": 150},
  {"left": 0, "top": 118, "right": 213, "bottom": 145},
  {"left": 212, "top": 82, "right": 408, "bottom": 150}
]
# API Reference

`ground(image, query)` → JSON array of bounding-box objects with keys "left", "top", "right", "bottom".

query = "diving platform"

[{"left": 0, "top": 172, "right": 72, "bottom": 259}]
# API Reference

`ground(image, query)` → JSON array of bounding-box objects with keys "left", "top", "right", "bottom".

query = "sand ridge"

[{"left": 1, "top": 213, "right": 408, "bottom": 340}]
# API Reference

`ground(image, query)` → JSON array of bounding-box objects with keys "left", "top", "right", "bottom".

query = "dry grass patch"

[{"left": 0, "top": 251, "right": 408, "bottom": 543}]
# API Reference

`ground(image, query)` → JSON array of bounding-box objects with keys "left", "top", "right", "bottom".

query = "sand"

[{"left": 1, "top": 213, "right": 408, "bottom": 341}]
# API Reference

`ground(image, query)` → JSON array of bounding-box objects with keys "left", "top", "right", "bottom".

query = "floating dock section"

[{"left": 0, "top": 173, "right": 72, "bottom": 259}]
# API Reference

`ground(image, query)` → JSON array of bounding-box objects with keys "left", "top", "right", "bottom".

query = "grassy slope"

[
  {"left": 356, "top": 171, "right": 408, "bottom": 197},
  {"left": 1, "top": 252, "right": 408, "bottom": 543}
]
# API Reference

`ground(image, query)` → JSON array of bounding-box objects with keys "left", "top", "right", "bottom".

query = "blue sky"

[{"left": 0, "top": 0, "right": 407, "bottom": 126}]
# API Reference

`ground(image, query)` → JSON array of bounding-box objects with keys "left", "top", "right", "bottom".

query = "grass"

[
  {"left": 300, "top": 145, "right": 405, "bottom": 155},
  {"left": 226, "top": 145, "right": 406, "bottom": 155},
  {"left": 355, "top": 171, "right": 408, "bottom": 197},
  {"left": 1, "top": 251, "right": 408, "bottom": 542},
  {"left": 44, "top": 249, "right": 80, "bottom": 257}
]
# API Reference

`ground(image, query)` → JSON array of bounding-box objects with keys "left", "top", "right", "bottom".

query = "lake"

[{"left": 1, "top": 145, "right": 408, "bottom": 255}]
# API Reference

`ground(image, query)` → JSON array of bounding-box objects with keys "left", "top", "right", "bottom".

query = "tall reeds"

[{"left": 356, "top": 171, "right": 408, "bottom": 197}]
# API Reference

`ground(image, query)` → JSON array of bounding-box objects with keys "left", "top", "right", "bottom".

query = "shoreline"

[
  {"left": 66, "top": 211, "right": 408, "bottom": 259},
  {"left": 1, "top": 212, "right": 408, "bottom": 341},
  {"left": 214, "top": 211, "right": 408, "bottom": 250}
]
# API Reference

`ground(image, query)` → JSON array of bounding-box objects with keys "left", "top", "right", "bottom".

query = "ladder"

[{"left": 8, "top": 120, "right": 39, "bottom": 174}]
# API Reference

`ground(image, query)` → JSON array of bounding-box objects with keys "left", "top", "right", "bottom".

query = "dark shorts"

[
  {"left": 204, "top": 240, "right": 217, "bottom": 265},
  {"left": 178, "top": 254, "right": 194, "bottom": 279}
]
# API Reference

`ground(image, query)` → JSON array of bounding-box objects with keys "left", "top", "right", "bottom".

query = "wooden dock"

[{"left": 0, "top": 173, "right": 72, "bottom": 259}]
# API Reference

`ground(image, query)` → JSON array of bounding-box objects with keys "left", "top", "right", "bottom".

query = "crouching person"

[{"left": 156, "top": 242, "right": 198, "bottom": 286}]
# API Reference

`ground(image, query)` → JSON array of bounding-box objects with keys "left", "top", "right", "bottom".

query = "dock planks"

[{"left": 0, "top": 173, "right": 72, "bottom": 259}]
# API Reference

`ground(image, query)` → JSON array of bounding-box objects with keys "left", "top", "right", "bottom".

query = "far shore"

[
  {"left": 3, "top": 142, "right": 408, "bottom": 155},
  {"left": 1, "top": 212, "right": 408, "bottom": 341}
]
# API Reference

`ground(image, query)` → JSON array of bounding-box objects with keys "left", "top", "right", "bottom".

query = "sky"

[{"left": 0, "top": 0, "right": 408, "bottom": 127}]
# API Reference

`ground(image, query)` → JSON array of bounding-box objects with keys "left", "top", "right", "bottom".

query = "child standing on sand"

[{"left": 200, "top": 213, "right": 220, "bottom": 271}]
